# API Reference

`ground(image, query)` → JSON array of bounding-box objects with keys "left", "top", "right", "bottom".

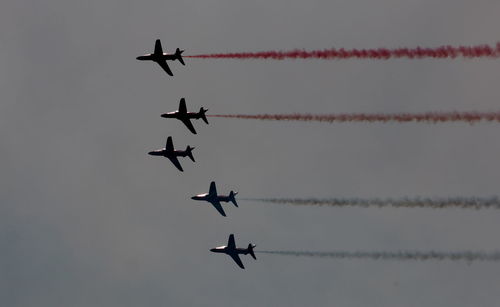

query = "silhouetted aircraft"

[
  {"left": 148, "top": 136, "right": 195, "bottom": 172},
  {"left": 161, "top": 98, "right": 208, "bottom": 134},
  {"left": 136, "top": 39, "right": 185, "bottom": 76},
  {"left": 210, "top": 234, "right": 256, "bottom": 269},
  {"left": 191, "top": 181, "right": 238, "bottom": 217}
]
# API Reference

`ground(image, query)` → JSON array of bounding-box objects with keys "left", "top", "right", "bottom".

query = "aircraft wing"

[
  {"left": 229, "top": 253, "right": 245, "bottom": 269},
  {"left": 166, "top": 136, "right": 174, "bottom": 152},
  {"left": 209, "top": 200, "right": 226, "bottom": 217},
  {"left": 179, "top": 98, "right": 187, "bottom": 113},
  {"left": 227, "top": 234, "right": 236, "bottom": 249},
  {"left": 167, "top": 156, "right": 184, "bottom": 172},
  {"left": 154, "top": 39, "right": 163, "bottom": 54},
  {"left": 180, "top": 118, "right": 197, "bottom": 134},
  {"left": 157, "top": 60, "right": 173, "bottom": 76},
  {"left": 209, "top": 181, "right": 217, "bottom": 197}
]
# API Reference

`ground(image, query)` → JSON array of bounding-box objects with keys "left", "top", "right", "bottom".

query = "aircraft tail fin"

[
  {"left": 248, "top": 244, "right": 256, "bottom": 260},
  {"left": 229, "top": 191, "right": 238, "bottom": 207},
  {"left": 175, "top": 48, "right": 185, "bottom": 65},
  {"left": 185, "top": 146, "right": 195, "bottom": 162},
  {"left": 199, "top": 107, "right": 209, "bottom": 124}
]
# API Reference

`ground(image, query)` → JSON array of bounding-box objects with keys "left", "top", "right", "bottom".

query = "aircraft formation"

[
  {"left": 138, "top": 39, "right": 256, "bottom": 269},
  {"left": 138, "top": 39, "right": 500, "bottom": 270}
]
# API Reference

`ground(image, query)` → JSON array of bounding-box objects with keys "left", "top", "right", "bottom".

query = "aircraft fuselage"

[
  {"left": 136, "top": 53, "right": 178, "bottom": 62},
  {"left": 148, "top": 149, "right": 190, "bottom": 158},
  {"left": 210, "top": 246, "right": 251, "bottom": 255},
  {"left": 161, "top": 112, "right": 204, "bottom": 120},
  {"left": 191, "top": 193, "right": 233, "bottom": 203}
]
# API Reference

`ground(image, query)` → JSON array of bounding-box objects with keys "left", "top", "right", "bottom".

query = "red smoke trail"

[
  {"left": 208, "top": 112, "right": 500, "bottom": 124},
  {"left": 186, "top": 43, "right": 500, "bottom": 60}
]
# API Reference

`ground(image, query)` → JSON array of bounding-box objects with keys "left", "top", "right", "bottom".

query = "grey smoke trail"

[
  {"left": 208, "top": 112, "right": 500, "bottom": 124},
  {"left": 242, "top": 197, "right": 500, "bottom": 209},
  {"left": 257, "top": 250, "right": 500, "bottom": 262}
]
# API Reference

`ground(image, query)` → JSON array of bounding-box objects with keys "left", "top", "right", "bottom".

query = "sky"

[{"left": 1, "top": 0, "right": 500, "bottom": 306}]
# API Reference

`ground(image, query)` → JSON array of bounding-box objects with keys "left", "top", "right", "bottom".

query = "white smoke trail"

[
  {"left": 257, "top": 250, "right": 500, "bottom": 262},
  {"left": 242, "top": 197, "right": 500, "bottom": 209}
]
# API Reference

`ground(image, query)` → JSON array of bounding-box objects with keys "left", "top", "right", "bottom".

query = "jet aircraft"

[
  {"left": 210, "top": 234, "right": 256, "bottom": 269},
  {"left": 148, "top": 136, "right": 195, "bottom": 172},
  {"left": 191, "top": 181, "right": 238, "bottom": 217},
  {"left": 161, "top": 98, "right": 208, "bottom": 134},
  {"left": 136, "top": 39, "right": 185, "bottom": 76}
]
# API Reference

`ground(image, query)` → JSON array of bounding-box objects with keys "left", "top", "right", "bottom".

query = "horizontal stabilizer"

[
  {"left": 199, "top": 107, "right": 209, "bottom": 124},
  {"left": 176, "top": 48, "right": 185, "bottom": 65},
  {"left": 229, "top": 191, "right": 238, "bottom": 207},
  {"left": 248, "top": 244, "right": 256, "bottom": 260},
  {"left": 186, "top": 146, "right": 195, "bottom": 162}
]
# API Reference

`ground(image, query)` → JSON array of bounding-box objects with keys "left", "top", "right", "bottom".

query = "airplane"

[
  {"left": 191, "top": 181, "right": 238, "bottom": 217},
  {"left": 210, "top": 234, "right": 256, "bottom": 269},
  {"left": 148, "top": 136, "right": 195, "bottom": 172},
  {"left": 136, "top": 39, "right": 185, "bottom": 76},
  {"left": 161, "top": 98, "right": 208, "bottom": 135}
]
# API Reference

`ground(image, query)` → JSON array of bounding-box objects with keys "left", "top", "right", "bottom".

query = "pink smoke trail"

[
  {"left": 208, "top": 112, "right": 500, "bottom": 124},
  {"left": 186, "top": 43, "right": 500, "bottom": 60}
]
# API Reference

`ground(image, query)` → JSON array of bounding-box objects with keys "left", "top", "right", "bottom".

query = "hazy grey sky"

[{"left": 2, "top": 0, "right": 500, "bottom": 306}]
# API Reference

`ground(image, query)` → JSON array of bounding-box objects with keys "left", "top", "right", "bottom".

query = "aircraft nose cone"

[
  {"left": 191, "top": 196, "right": 196, "bottom": 200},
  {"left": 210, "top": 248, "right": 216, "bottom": 252},
  {"left": 148, "top": 151, "right": 155, "bottom": 155}
]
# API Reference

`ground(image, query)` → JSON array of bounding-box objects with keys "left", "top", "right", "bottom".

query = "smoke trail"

[
  {"left": 208, "top": 112, "right": 500, "bottom": 124},
  {"left": 186, "top": 43, "right": 500, "bottom": 60},
  {"left": 257, "top": 250, "right": 500, "bottom": 262},
  {"left": 243, "top": 197, "right": 500, "bottom": 209}
]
